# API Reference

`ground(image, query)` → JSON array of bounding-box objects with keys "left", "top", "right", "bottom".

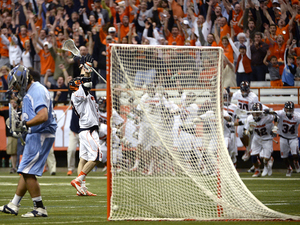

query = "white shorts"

[
  {"left": 280, "top": 137, "right": 299, "bottom": 158},
  {"left": 138, "top": 122, "right": 160, "bottom": 151},
  {"left": 79, "top": 130, "right": 102, "bottom": 161},
  {"left": 250, "top": 136, "right": 273, "bottom": 159},
  {"left": 228, "top": 133, "right": 238, "bottom": 157}
]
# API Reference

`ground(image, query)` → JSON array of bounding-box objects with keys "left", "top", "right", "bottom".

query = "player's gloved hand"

[
  {"left": 244, "top": 129, "right": 250, "bottom": 136},
  {"left": 226, "top": 122, "right": 234, "bottom": 128},
  {"left": 6, "top": 117, "right": 28, "bottom": 132},
  {"left": 264, "top": 109, "right": 270, "bottom": 114},
  {"left": 271, "top": 131, "right": 277, "bottom": 138},
  {"left": 272, "top": 126, "right": 278, "bottom": 135},
  {"left": 15, "top": 120, "right": 28, "bottom": 133},
  {"left": 81, "top": 54, "right": 94, "bottom": 73},
  {"left": 238, "top": 121, "right": 244, "bottom": 126}
]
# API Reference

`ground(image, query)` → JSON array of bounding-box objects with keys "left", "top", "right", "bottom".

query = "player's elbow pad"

[{"left": 274, "top": 115, "right": 279, "bottom": 123}]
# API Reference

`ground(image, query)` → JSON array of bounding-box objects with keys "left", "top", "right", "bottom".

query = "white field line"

[
  {"left": 5, "top": 219, "right": 107, "bottom": 225},
  {"left": 1, "top": 176, "right": 300, "bottom": 181}
]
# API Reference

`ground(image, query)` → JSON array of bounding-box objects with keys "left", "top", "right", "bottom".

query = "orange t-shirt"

[
  {"left": 276, "top": 24, "right": 289, "bottom": 42},
  {"left": 171, "top": 0, "right": 184, "bottom": 18},
  {"left": 38, "top": 49, "right": 55, "bottom": 75},
  {"left": 269, "top": 42, "right": 286, "bottom": 75},
  {"left": 220, "top": 43, "right": 234, "bottom": 63},
  {"left": 264, "top": 35, "right": 276, "bottom": 46},
  {"left": 231, "top": 10, "right": 243, "bottom": 36},
  {"left": 220, "top": 24, "right": 231, "bottom": 38},
  {"left": 293, "top": 47, "right": 300, "bottom": 56},
  {"left": 166, "top": 33, "right": 185, "bottom": 46},
  {"left": 211, "top": 41, "right": 218, "bottom": 47},
  {"left": 0, "top": 37, "right": 9, "bottom": 57},
  {"left": 0, "top": 74, "right": 8, "bottom": 88},
  {"left": 120, "top": 25, "right": 130, "bottom": 40},
  {"left": 18, "top": 34, "right": 30, "bottom": 48}
]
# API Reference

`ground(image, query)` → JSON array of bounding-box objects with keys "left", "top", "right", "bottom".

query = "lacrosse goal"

[{"left": 106, "top": 44, "right": 298, "bottom": 221}]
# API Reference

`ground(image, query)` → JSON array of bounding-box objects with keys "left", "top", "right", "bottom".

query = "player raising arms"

[
  {"left": 231, "top": 81, "right": 258, "bottom": 161},
  {"left": 244, "top": 103, "right": 278, "bottom": 177},
  {"left": 69, "top": 55, "right": 103, "bottom": 196},
  {"left": 276, "top": 101, "right": 300, "bottom": 176},
  {"left": 0, "top": 65, "right": 57, "bottom": 217}
]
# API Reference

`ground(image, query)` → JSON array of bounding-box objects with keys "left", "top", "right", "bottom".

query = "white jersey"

[
  {"left": 223, "top": 109, "right": 231, "bottom": 138},
  {"left": 71, "top": 85, "right": 99, "bottom": 129},
  {"left": 276, "top": 110, "right": 300, "bottom": 139},
  {"left": 245, "top": 114, "right": 274, "bottom": 140},
  {"left": 232, "top": 91, "right": 258, "bottom": 119},
  {"left": 224, "top": 103, "right": 238, "bottom": 133},
  {"left": 180, "top": 103, "right": 199, "bottom": 125},
  {"left": 99, "top": 109, "right": 123, "bottom": 126},
  {"left": 124, "top": 111, "right": 139, "bottom": 148},
  {"left": 137, "top": 93, "right": 167, "bottom": 124}
]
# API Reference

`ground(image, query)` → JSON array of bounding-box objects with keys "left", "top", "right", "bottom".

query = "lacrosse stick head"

[{"left": 62, "top": 39, "right": 81, "bottom": 56}]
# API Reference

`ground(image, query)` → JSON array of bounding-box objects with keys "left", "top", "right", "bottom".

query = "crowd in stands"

[{"left": 0, "top": 0, "right": 300, "bottom": 103}]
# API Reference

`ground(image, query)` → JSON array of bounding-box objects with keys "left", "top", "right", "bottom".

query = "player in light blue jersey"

[{"left": 0, "top": 65, "right": 57, "bottom": 218}]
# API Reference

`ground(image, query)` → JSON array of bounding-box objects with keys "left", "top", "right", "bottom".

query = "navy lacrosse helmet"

[{"left": 7, "top": 65, "right": 30, "bottom": 99}]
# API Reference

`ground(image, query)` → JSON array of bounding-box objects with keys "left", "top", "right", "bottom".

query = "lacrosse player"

[
  {"left": 178, "top": 92, "right": 199, "bottom": 170},
  {"left": 130, "top": 84, "right": 167, "bottom": 175},
  {"left": 276, "top": 101, "right": 300, "bottom": 176},
  {"left": 69, "top": 55, "right": 103, "bottom": 196},
  {"left": 223, "top": 88, "right": 241, "bottom": 166},
  {"left": 231, "top": 81, "right": 258, "bottom": 161},
  {"left": 244, "top": 103, "right": 277, "bottom": 177},
  {"left": 0, "top": 65, "right": 57, "bottom": 217}
]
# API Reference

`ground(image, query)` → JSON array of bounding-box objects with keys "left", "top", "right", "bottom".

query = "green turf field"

[{"left": 0, "top": 168, "right": 299, "bottom": 225}]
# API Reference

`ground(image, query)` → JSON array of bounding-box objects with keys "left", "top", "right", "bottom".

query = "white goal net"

[{"left": 107, "top": 44, "right": 297, "bottom": 221}]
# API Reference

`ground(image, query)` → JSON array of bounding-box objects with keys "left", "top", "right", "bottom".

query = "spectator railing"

[
  {"left": 230, "top": 86, "right": 300, "bottom": 105},
  {"left": 0, "top": 86, "right": 299, "bottom": 105}
]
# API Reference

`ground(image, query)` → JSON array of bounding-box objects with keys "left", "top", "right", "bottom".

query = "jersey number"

[
  {"left": 282, "top": 124, "right": 295, "bottom": 134},
  {"left": 238, "top": 103, "right": 248, "bottom": 111},
  {"left": 254, "top": 127, "right": 268, "bottom": 136}
]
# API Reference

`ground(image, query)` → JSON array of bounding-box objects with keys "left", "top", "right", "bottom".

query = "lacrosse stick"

[
  {"left": 62, "top": 39, "right": 107, "bottom": 83},
  {"left": 8, "top": 103, "right": 25, "bottom": 146}
]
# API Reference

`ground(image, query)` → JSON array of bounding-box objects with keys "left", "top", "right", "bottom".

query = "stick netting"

[{"left": 108, "top": 44, "right": 298, "bottom": 221}]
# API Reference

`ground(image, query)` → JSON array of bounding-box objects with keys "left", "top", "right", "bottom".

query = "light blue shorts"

[{"left": 18, "top": 133, "right": 55, "bottom": 176}]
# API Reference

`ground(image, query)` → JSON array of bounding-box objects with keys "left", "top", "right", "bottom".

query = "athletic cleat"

[
  {"left": 286, "top": 166, "right": 293, "bottom": 177},
  {"left": 0, "top": 202, "right": 19, "bottom": 215},
  {"left": 247, "top": 165, "right": 255, "bottom": 173},
  {"left": 21, "top": 207, "right": 48, "bottom": 218},
  {"left": 261, "top": 166, "right": 268, "bottom": 177},
  {"left": 77, "top": 189, "right": 97, "bottom": 196},
  {"left": 294, "top": 162, "right": 300, "bottom": 173},
  {"left": 102, "top": 166, "right": 107, "bottom": 172},
  {"left": 252, "top": 170, "right": 261, "bottom": 177},
  {"left": 67, "top": 170, "right": 73, "bottom": 176},
  {"left": 71, "top": 179, "right": 86, "bottom": 195}
]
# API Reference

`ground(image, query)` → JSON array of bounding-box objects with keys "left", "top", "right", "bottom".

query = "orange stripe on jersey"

[
  {"left": 224, "top": 108, "right": 234, "bottom": 113},
  {"left": 145, "top": 100, "right": 159, "bottom": 103},
  {"left": 239, "top": 100, "right": 249, "bottom": 104},
  {"left": 256, "top": 124, "right": 266, "bottom": 128},
  {"left": 283, "top": 120, "right": 297, "bottom": 125}
]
